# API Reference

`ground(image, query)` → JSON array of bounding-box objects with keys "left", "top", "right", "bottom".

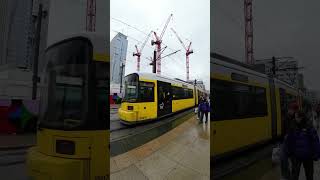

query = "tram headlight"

[{"left": 56, "top": 140, "right": 75, "bottom": 155}]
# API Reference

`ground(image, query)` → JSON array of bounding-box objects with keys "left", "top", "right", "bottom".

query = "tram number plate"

[{"left": 95, "top": 176, "right": 109, "bottom": 180}]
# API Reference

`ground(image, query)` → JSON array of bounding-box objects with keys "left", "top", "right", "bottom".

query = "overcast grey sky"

[
  {"left": 47, "top": 0, "right": 108, "bottom": 46},
  {"left": 212, "top": 0, "right": 320, "bottom": 91},
  {"left": 111, "top": 0, "right": 210, "bottom": 89}
]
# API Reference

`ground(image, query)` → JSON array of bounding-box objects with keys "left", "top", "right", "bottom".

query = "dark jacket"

[
  {"left": 286, "top": 122, "right": 320, "bottom": 160},
  {"left": 200, "top": 101, "right": 210, "bottom": 113},
  {"left": 284, "top": 114, "right": 295, "bottom": 135}
]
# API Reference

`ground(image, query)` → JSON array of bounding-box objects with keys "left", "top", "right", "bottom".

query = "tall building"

[
  {"left": 33, "top": 0, "right": 50, "bottom": 72},
  {"left": 0, "top": 0, "right": 50, "bottom": 70},
  {"left": 110, "top": 32, "right": 128, "bottom": 84},
  {"left": 256, "top": 60, "right": 299, "bottom": 87},
  {"left": 0, "top": 0, "right": 33, "bottom": 68}
]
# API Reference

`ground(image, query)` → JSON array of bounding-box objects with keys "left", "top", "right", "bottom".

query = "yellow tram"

[
  {"left": 118, "top": 73, "right": 207, "bottom": 124},
  {"left": 211, "top": 53, "right": 302, "bottom": 160},
  {"left": 26, "top": 32, "right": 109, "bottom": 180}
]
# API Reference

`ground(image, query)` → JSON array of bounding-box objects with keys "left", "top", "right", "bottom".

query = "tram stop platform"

[
  {"left": 110, "top": 115, "right": 210, "bottom": 180},
  {"left": 0, "top": 133, "right": 35, "bottom": 150},
  {"left": 217, "top": 130, "right": 320, "bottom": 180},
  {"left": 260, "top": 130, "right": 320, "bottom": 180},
  {"left": 259, "top": 161, "right": 320, "bottom": 180}
]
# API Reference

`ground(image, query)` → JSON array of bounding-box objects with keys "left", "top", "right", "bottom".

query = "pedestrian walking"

[
  {"left": 199, "top": 98, "right": 210, "bottom": 124},
  {"left": 197, "top": 96, "right": 203, "bottom": 120},
  {"left": 316, "top": 103, "right": 320, "bottom": 130},
  {"left": 285, "top": 111, "right": 320, "bottom": 180},
  {"left": 279, "top": 102, "right": 298, "bottom": 180}
]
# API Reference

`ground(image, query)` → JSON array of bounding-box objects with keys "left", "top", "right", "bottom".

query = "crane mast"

[
  {"left": 133, "top": 31, "right": 152, "bottom": 72},
  {"left": 151, "top": 14, "right": 173, "bottom": 75},
  {"left": 86, "top": 0, "right": 96, "bottom": 32},
  {"left": 171, "top": 28, "right": 193, "bottom": 81}
]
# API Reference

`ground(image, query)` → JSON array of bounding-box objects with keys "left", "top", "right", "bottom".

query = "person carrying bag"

[{"left": 286, "top": 111, "right": 320, "bottom": 180}]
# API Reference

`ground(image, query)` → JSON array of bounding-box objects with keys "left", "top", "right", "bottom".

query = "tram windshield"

[
  {"left": 39, "top": 37, "right": 108, "bottom": 130},
  {"left": 123, "top": 74, "right": 139, "bottom": 102}
]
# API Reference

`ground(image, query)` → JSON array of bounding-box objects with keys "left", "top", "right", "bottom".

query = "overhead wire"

[
  {"left": 112, "top": 27, "right": 186, "bottom": 70},
  {"left": 111, "top": 17, "right": 195, "bottom": 77}
]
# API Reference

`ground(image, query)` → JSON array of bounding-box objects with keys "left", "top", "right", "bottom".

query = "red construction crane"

[
  {"left": 151, "top": 14, "right": 173, "bottom": 75},
  {"left": 171, "top": 28, "right": 193, "bottom": 81},
  {"left": 133, "top": 31, "right": 152, "bottom": 72},
  {"left": 86, "top": 0, "right": 96, "bottom": 32},
  {"left": 244, "top": 0, "right": 254, "bottom": 64}
]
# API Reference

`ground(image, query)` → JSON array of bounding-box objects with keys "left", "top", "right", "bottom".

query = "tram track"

[{"left": 110, "top": 108, "right": 195, "bottom": 156}]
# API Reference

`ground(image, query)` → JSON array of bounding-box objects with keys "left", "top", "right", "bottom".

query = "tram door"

[
  {"left": 157, "top": 81, "right": 172, "bottom": 117},
  {"left": 269, "top": 79, "right": 277, "bottom": 139},
  {"left": 279, "top": 88, "right": 287, "bottom": 137}
]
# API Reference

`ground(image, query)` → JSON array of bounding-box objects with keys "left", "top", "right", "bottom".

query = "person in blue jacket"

[
  {"left": 199, "top": 97, "right": 210, "bottom": 124},
  {"left": 285, "top": 111, "right": 320, "bottom": 180}
]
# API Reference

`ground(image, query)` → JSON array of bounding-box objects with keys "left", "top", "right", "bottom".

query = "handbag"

[{"left": 272, "top": 145, "right": 281, "bottom": 164}]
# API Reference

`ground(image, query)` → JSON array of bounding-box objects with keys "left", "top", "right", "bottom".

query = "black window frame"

[
  {"left": 39, "top": 37, "right": 109, "bottom": 131},
  {"left": 172, "top": 86, "right": 193, "bottom": 100},
  {"left": 212, "top": 78, "right": 268, "bottom": 121},
  {"left": 139, "top": 81, "right": 155, "bottom": 102}
]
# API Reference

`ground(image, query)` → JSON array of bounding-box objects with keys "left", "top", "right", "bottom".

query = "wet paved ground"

[
  {"left": 220, "top": 156, "right": 320, "bottom": 180},
  {"left": 0, "top": 134, "right": 35, "bottom": 149},
  {"left": 219, "top": 131, "right": 320, "bottom": 180},
  {"left": 110, "top": 104, "right": 127, "bottom": 131},
  {"left": 110, "top": 115, "right": 210, "bottom": 180},
  {"left": 0, "top": 134, "right": 35, "bottom": 180}
]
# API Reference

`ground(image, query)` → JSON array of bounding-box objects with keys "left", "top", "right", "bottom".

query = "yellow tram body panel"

[
  {"left": 118, "top": 79, "right": 158, "bottom": 122},
  {"left": 118, "top": 75, "right": 201, "bottom": 123},
  {"left": 26, "top": 129, "right": 109, "bottom": 180},
  {"left": 119, "top": 102, "right": 157, "bottom": 122},
  {"left": 212, "top": 117, "right": 271, "bottom": 156},
  {"left": 211, "top": 73, "right": 272, "bottom": 157},
  {"left": 172, "top": 98, "right": 195, "bottom": 112}
]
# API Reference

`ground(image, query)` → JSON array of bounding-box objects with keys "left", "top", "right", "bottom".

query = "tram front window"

[
  {"left": 39, "top": 38, "right": 92, "bottom": 130},
  {"left": 123, "top": 74, "right": 138, "bottom": 102}
]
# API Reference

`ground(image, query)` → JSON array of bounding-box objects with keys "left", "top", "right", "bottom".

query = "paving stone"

[
  {"left": 135, "top": 151, "right": 178, "bottom": 179},
  {"left": 110, "top": 165, "right": 148, "bottom": 180},
  {"left": 166, "top": 164, "right": 208, "bottom": 180}
]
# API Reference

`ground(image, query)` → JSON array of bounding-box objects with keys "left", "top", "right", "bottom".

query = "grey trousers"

[{"left": 280, "top": 143, "right": 291, "bottom": 179}]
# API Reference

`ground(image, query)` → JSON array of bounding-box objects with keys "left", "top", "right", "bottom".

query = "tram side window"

[
  {"left": 183, "top": 88, "right": 193, "bottom": 99},
  {"left": 139, "top": 82, "right": 154, "bottom": 102},
  {"left": 172, "top": 86, "right": 193, "bottom": 99},
  {"left": 188, "top": 89, "right": 193, "bottom": 98},
  {"left": 212, "top": 79, "right": 267, "bottom": 121},
  {"left": 172, "top": 86, "right": 183, "bottom": 100},
  {"left": 252, "top": 87, "right": 268, "bottom": 116}
]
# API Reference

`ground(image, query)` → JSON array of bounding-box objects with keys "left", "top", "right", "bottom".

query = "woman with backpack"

[{"left": 285, "top": 111, "right": 320, "bottom": 180}]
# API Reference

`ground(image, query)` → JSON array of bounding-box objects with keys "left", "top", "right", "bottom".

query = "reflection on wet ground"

[
  {"left": 110, "top": 115, "right": 210, "bottom": 180},
  {"left": 220, "top": 157, "right": 275, "bottom": 180},
  {"left": 218, "top": 131, "right": 320, "bottom": 180}
]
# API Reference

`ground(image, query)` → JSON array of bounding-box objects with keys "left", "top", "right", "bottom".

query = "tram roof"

[
  {"left": 211, "top": 52, "right": 298, "bottom": 92},
  {"left": 47, "top": 32, "right": 108, "bottom": 61},
  {"left": 133, "top": 72, "right": 203, "bottom": 89}
]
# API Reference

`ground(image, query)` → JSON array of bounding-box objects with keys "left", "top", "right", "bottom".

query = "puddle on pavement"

[{"left": 197, "top": 122, "right": 210, "bottom": 140}]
